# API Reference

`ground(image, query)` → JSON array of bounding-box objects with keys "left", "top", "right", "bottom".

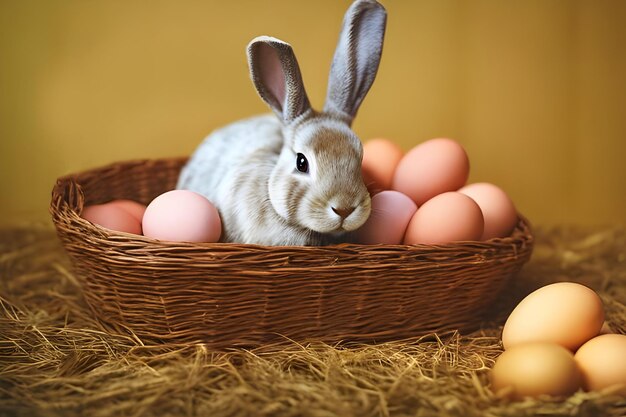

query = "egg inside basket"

[{"left": 50, "top": 157, "right": 534, "bottom": 349}]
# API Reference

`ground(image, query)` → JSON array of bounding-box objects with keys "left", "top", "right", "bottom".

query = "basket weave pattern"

[{"left": 50, "top": 158, "right": 533, "bottom": 348}]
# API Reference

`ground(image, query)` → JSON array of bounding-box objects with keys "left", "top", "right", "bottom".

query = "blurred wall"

[{"left": 1, "top": 0, "right": 625, "bottom": 227}]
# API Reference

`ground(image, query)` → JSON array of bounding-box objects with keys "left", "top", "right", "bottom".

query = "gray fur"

[
  {"left": 324, "top": 0, "right": 386, "bottom": 124},
  {"left": 177, "top": 0, "right": 387, "bottom": 246}
]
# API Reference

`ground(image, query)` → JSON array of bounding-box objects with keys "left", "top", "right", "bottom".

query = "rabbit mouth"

[
  {"left": 297, "top": 197, "right": 370, "bottom": 234},
  {"left": 306, "top": 217, "right": 360, "bottom": 234},
  {"left": 329, "top": 210, "right": 369, "bottom": 233},
  {"left": 331, "top": 220, "right": 349, "bottom": 233},
  {"left": 322, "top": 221, "right": 353, "bottom": 236},
  {"left": 337, "top": 218, "right": 361, "bottom": 232}
]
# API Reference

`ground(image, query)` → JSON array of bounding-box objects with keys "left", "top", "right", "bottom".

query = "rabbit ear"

[
  {"left": 323, "top": 0, "right": 387, "bottom": 125},
  {"left": 248, "top": 36, "right": 311, "bottom": 124}
]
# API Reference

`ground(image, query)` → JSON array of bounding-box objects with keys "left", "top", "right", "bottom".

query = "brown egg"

[
  {"left": 491, "top": 342, "right": 582, "bottom": 400},
  {"left": 502, "top": 282, "right": 605, "bottom": 351},
  {"left": 81, "top": 204, "right": 142, "bottom": 235},
  {"left": 361, "top": 138, "right": 404, "bottom": 194},
  {"left": 458, "top": 182, "right": 518, "bottom": 240},
  {"left": 108, "top": 199, "right": 147, "bottom": 222},
  {"left": 403, "top": 192, "right": 483, "bottom": 245},
  {"left": 575, "top": 334, "right": 626, "bottom": 395},
  {"left": 392, "top": 138, "right": 469, "bottom": 205}
]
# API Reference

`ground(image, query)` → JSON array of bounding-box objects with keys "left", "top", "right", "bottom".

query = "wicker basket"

[{"left": 50, "top": 157, "right": 533, "bottom": 348}]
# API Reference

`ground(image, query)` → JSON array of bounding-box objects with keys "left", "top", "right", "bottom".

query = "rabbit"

[{"left": 177, "top": 0, "right": 387, "bottom": 246}]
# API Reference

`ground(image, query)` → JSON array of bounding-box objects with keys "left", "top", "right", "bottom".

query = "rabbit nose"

[{"left": 332, "top": 206, "right": 356, "bottom": 219}]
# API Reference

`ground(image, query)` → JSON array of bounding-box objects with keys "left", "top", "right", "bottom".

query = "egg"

[
  {"left": 458, "top": 182, "right": 518, "bottom": 240},
  {"left": 354, "top": 190, "right": 417, "bottom": 244},
  {"left": 403, "top": 192, "right": 483, "bottom": 245},
  {"left": 81, "top": 204, "right": 142, "bottom": 235},
  {"left": 502, "top": 282, "right": 604, "bottom": 351},
  {"left": 575, "top": 334, "right": 626, "bottom": 394},
  {"left": 392, "top": 138, "right": 470, "bottom": 205},
  {"left": 107, "top": 199, "right": 147, "bottom": 222},
  {"left": 142, "top": 190, "right": 222, "bottom": 242},
  {"left": 491, "top": 342, "right": 582, "bottom": 400},
  {"left": 361, "top": 138, "right": 404, "bottom": 194}
]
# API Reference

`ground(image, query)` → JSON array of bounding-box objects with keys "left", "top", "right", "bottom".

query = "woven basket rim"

[
  {"left": 50, "top": 157, "right": 533, "bottom": 251},
  {"left": 48, "top": 157, "right": 535, "bottom": 346}
]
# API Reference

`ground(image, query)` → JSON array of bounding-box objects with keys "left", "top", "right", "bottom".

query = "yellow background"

[{"left": 1, "top": 0, "right": 625, "bottom": 227}]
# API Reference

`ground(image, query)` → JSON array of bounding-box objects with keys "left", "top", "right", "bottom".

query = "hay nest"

[{"left": 1, "top": 224, "right": 625, "bottom": 417}]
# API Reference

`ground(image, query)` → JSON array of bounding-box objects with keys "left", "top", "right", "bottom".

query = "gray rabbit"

[{"left": 177, "top": 0, "right": 387, "bottom": 245}]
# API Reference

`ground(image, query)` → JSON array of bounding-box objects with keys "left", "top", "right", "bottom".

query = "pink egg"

[
  {"left": 392, "top": 138, "right": 470, "bottom": 206},
  {"left": 459, "top": 182, "right": 518, "bottom": 240},
  {"left": 142, "top": 190, "right": 221, "bottom": 243},
  {"left": 404, "top": 192, "right": 484, "bottom": 245},
  {"left": 81, "top": 204, "right": 142, "bottom": 235},
  {"left": 108, "top": 199, "right": 147, "bottom": 223},
  {"left": 354, "top": 190, "right": 417, "bottom": 244}
]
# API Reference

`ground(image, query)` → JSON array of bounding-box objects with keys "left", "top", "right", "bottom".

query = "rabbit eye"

[{"left": 296, "top": 153, "right": 309, "bottom": 173}]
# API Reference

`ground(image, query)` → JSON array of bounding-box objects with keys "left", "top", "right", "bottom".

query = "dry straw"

[
  {"left": 1, "top": 225, "right": 624, "bottom": 417},
  {"left": 50, "top": 158, "right": 533, "bottom": 348}
]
